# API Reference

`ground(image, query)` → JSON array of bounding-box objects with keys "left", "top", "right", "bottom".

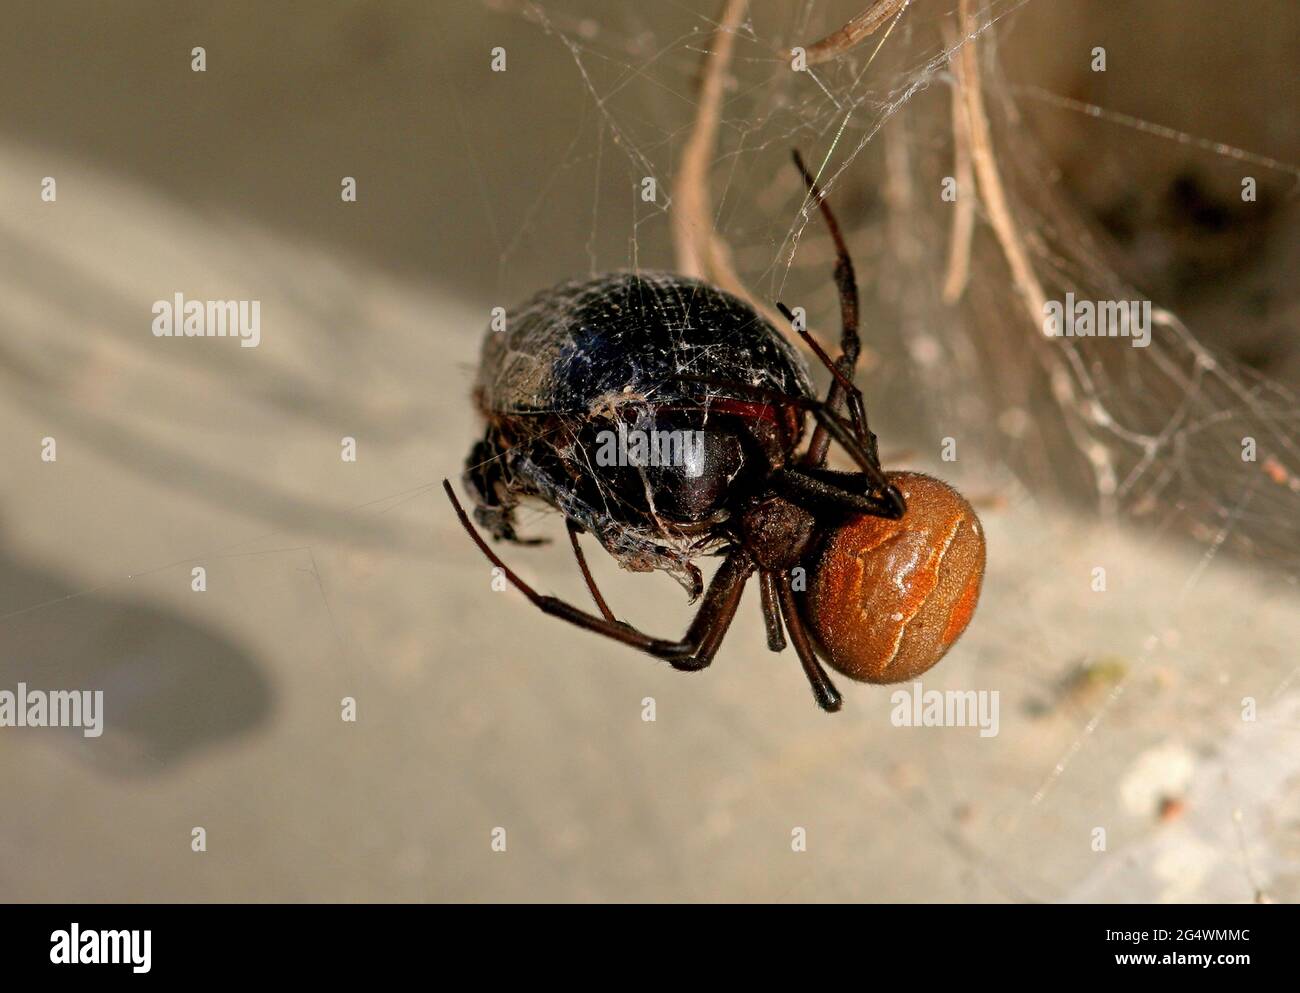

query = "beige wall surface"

[{"left": 0, "top": 1, "right": 1296, "bottom": 902}]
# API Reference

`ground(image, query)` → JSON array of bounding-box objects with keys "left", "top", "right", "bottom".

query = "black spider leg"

[
  {"left": 759, "top": 566, "right": 845, "bottom": 713},
  {"left": 787, "top": 464, "right": 876, "bottom": 491},
  {"left": 776, "top": 301, "right": 870, "bottom": 457},
  {"left": 775, "top": 569, "right": 842, "bottom": 712},
  {"left": 446, "top": 479, "right": 753, "bottom": 670},
  {"left": 788, "top": 148, "right": 877, "bottom": 469},
  {"left": 688, "top": 551, "right": 755, "bottom": 668},
  {"left": 671, "top": 375, "right": 904, "bottom": 519},
  {"left": 758, "top": 570, "right": 786, "bottom": 651},
  {"left": 768, "top": 467, "right": 900, "bottom": 519}
]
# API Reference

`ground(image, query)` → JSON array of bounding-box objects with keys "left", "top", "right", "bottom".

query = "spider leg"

[
  {"left": 566, "top": 520, "right": 617, "bottom": 622},
  {"left": 687, "top": 552, "right": 753, "bottom": 668},
  {"left": 776, "top": 569, "right": 842, "bottom": 712},
  {"left": 770, "top": 466, "right": 902, "bottom": 520},
  {"left": 784, "top": 464, "right": 876, "bottom": 491},
  {"left": 669, "top": 375, "right": 903, "bottom": 516},
  {"left": 789, "top": 148, "right": 874, "bottom": 469},
  {"left": 758, "top": 570, "right": 786, "bottom": 652},
  {"left": 445, "top": 480, "right": 751, "bottom": 670},
  {"left": 511, "top": 445, "right": 706, "bottom": 600},
  {"left": 777, "top": 300, "right": 867, "bottom": 444},
  {"left": 801, "top": 405, "right": 903, "bottom": 517}
]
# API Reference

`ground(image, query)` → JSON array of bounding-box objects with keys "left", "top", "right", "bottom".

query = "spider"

[{"left": 444, "top": 151, "right": 985, "bottom": 711}]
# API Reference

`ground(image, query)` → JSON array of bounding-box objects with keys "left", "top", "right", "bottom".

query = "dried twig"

[
  {"left": 673, "top": 0, "right": 835, "bottom": 354},
  {"left": 954, "top": 0, "right": 1116, "bottom": 504},
  {"left": 796, "top": 0, "right": 912, "bottom": 67},
  {"left": 953, "top": 0, "right": 1045, "bottom": 318},
  {"left": 940, "top": 20, "right": 975, "bottom": 303},
  {"left": 672, "top": 0, "right": 747, "bottom": 281}
]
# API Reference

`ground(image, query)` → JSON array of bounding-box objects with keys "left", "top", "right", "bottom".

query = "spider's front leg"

[{"left": 444, "top": 479, "right": 753, "bottom": 670}]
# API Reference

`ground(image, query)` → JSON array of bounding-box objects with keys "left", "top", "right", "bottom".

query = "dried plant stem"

[
  {"left": 941, "top": 21, "right": 975, "bottom": 304},
  {"left": 955, "top": 0, "right": 1117, "bottom": 505},
  {"left": 674, "top": 0, "right": 835, "bottom": 354},
  {"left": 672, "top": 0, "right": 747, "bottom": 281},
  {"left": 796, "top": 0, "right": 912, "bottom": 66},
  {"left": 954, "top": 0, "right": 1045, "bottom": 318}
]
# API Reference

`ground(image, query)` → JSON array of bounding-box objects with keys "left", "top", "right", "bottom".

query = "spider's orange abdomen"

[{"left": 805, "top": 471, "right": 985, "bottom": 683}]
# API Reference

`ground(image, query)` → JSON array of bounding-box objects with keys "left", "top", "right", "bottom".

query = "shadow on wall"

[{"left": 0, "top": 540, "right": 273, "bottom": 776}]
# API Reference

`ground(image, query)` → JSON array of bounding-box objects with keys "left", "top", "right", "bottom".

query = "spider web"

[{"left": 479, "top": 0, "right": 1300, "bottom": 902}]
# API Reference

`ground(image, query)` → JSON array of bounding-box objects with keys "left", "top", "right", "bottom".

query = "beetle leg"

[{"left": 463, "top": 437, "right": 547, "bottom": 546}]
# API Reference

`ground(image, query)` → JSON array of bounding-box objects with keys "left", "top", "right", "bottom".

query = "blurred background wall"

[{"left": 0, "top": 1, "right": 1295, "bottom": 902}]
